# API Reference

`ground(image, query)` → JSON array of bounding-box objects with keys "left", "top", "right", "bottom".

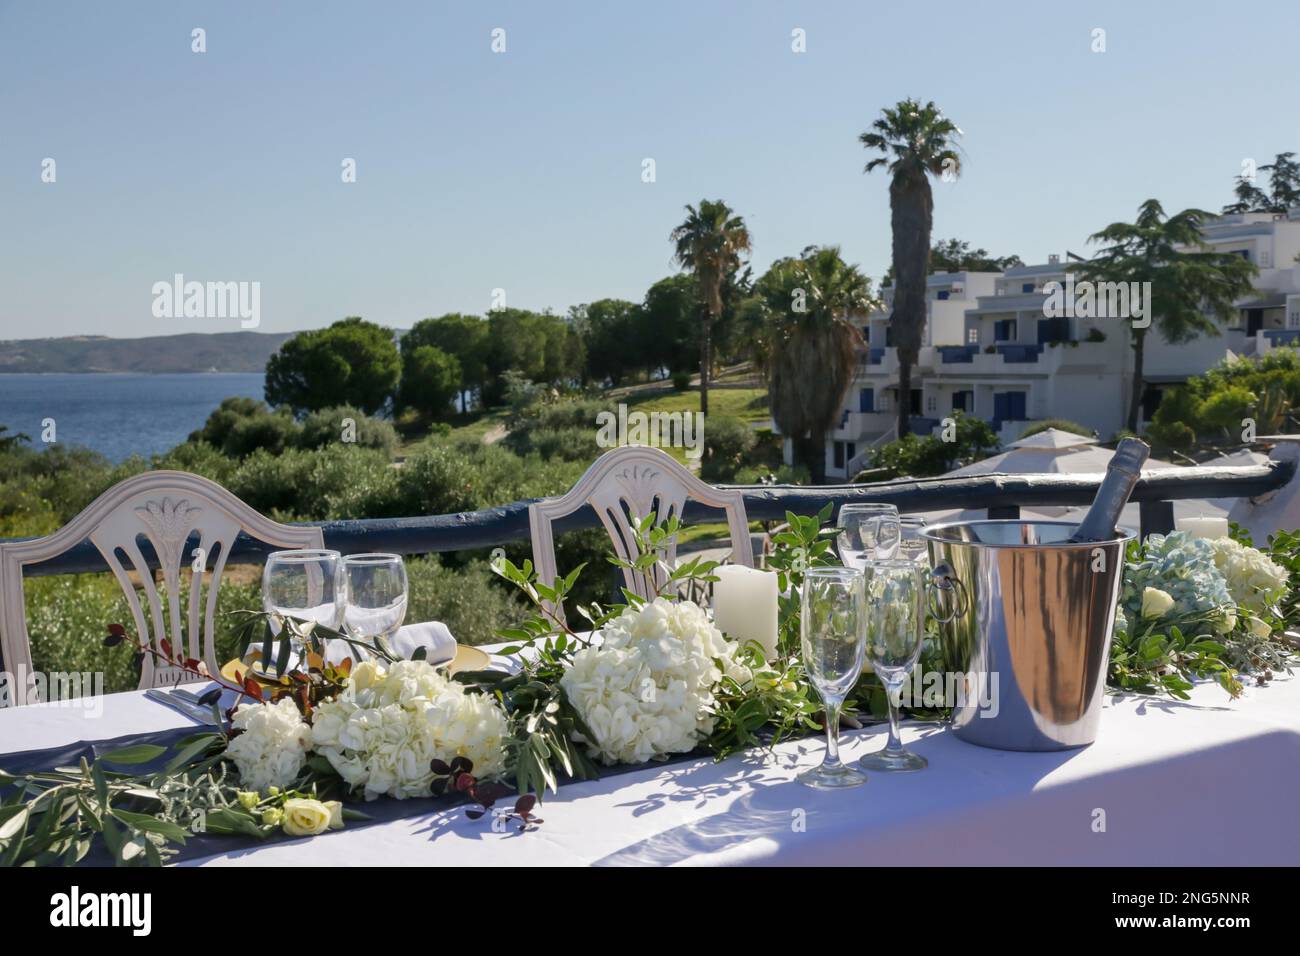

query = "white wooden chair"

[
  {"left": 0, "top": 470, "right": 324, "bottom": 707},
  {"left": 528, "top": 446, "right": 754, "bottom": 619}
]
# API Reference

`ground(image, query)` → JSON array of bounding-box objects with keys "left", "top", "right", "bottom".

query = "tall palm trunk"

[
  {"left": 699, "top": 304, "right": 712, "bottom": 416},
  {"left": 889, "top": 176, "right": 933, "bottom": 437},
  {"left": 1127, "top": 328, "right": 1147, "bottom": 433},
  {"left": 806, "top": 429, "right": 827, "bottom": 483}
]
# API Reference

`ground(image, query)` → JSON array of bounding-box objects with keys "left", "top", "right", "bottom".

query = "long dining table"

[{"left": 1, "top": 648, "right": 1297, "bottom": 867}]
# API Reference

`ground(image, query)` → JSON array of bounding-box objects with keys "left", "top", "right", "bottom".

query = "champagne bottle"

[{"left": 1068, "top": 437, "right": 1151, "bottom": 543}]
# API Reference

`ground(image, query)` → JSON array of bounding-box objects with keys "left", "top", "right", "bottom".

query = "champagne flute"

[
  {"left": 262, "top": 549, "right": 345, "bottom": 671},
  {"left": 837, "top": 503, "right": 900, "bottom": 569},
  {"left": 859, "top": 559, "right": 928, "bottom": 772},
  {"left": 799, "top": 567, "right": 868, "bottom": 789},
  {"left": 342, "top": 553, "right": 409, "bottom": 659},
  {"left": 896, "top": 516, "right": 930, "bottom": 565}
]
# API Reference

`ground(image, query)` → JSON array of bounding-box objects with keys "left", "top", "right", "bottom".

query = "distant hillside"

[{"left": 0, "top": 331, "right": 295, "bottom": 373}]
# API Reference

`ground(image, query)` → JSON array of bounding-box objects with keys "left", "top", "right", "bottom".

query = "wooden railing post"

[{"left": 1138, "top": 500, "right": 1176, "bottom": 539}]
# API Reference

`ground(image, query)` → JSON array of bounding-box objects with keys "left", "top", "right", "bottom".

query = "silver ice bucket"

[{"left": 922, "top": 520, "right": 1135, "bottom": 752}]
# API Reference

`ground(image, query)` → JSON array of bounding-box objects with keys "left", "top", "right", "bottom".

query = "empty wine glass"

[
  {"left": 859, "top": 559, "right": 928, "bottom": 773},
  {"left": 342, "top": 553, "right": 409, "bottom": 657},
  {"left": 837, "top": 503, "right": 900, "bottom": 569},
  {"left": 799, "top": 566, "right": 868, "bottom": 789},
  {"left": 896, "top": 516, "right": 931, "bottom": 565},
  {"left": 262, "top": 549, "right": 345, "bottom": 670}
]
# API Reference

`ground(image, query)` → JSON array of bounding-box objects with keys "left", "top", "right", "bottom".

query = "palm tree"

[
  {"left": 758, "top": 246, "right": 879, "bottom": 483},
  {"left": 860, "top": 99, "right": 962, "bottom": 436},
  {"left": 1073, "top": 200, "right": 1258, "bottom": 433},
  {"left": 670, "top": 200, "right": 751, "bottom": 415}
]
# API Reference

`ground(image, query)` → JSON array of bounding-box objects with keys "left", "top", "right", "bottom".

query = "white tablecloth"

[{"left": 2, "top": 667, "right": 1297, "bottom": 866}]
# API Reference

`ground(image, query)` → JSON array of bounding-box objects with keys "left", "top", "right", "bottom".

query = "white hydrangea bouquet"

[
  {"left": 1109, "top": 529, "right": 1295, "bottom": 698},
  {"left": 559, "top": 597, "right": 753, "bottom": 765}
]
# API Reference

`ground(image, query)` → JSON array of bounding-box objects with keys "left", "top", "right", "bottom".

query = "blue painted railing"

[{"left": 6, "top": 460, "right": 1293, "bottom": 578}]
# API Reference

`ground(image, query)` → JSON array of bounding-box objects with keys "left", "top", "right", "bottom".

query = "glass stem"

[
  {"left": 885, "top": 683, "right": 904, "bottom": 754},
  {"left": 823, "top": 699, "right": 844, "bottom": 770}
]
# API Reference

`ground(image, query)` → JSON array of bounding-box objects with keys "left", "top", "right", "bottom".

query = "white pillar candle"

[
  {"left": 711, "top": 565, "right": 779, "bottom": 660},
  {"left": 1179, "top": 515, "right": 1230, "bottom": 540}
]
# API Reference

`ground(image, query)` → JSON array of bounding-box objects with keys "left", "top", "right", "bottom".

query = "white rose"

[
  {"left": 1141, "top": 587, "right": 1175, "bottom": 619},
  {"left": 281, "top": 798, "right": 332, "bottom": 836}
]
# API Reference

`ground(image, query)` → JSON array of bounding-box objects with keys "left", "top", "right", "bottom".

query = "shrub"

[
  {"left": 671, "top": 371, "right": 691, "bottom": 391},
  {"left": 404, "top": 556, "right": 523, "bottom": 646},
  {"left": 24, "top": 573, "right": 262, "bottom": 696},
  {"left": 225, "top": 411, "right": 302, "bottom": 458},
  {"left": 298, "top": 405, "right": 399, "bottom": 457},
  {"left": 700, "top": 415, "right": 756, "bottom": 482},
  {"left": 870, "top": 413, "right": 999, "bottom": 478}
]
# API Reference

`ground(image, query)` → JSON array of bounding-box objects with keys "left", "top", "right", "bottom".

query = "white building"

[{"left": 815, "top": 208, "right": 1300, "bottom": 481}]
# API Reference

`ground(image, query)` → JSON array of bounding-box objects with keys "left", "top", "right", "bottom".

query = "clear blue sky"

[{"left": 2, "top": 0, "right": 1297, "bottom": 339}]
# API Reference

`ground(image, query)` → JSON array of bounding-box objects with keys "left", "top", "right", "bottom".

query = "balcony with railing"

[{"left": 5, "top": 461, "right": 1293, "bottom": 581}]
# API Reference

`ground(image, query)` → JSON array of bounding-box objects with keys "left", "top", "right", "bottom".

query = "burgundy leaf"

[
  {"left": 514, "top": 794, "right": 536, "bottom": 816},
  {"left": 465, "top": 809, "right": 485, "bottom": 820},
  {"left": 449, "top": 756, "right": 473, "bottom": 776},
  {"left": 430, "top": 758, "right": 451, "bottom": 775}
]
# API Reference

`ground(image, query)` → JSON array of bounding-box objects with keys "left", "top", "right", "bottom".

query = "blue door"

[
  {"left": 859, "top": 388, "right": 874, "bottom": 412},
  {"left": 1006, "top": 391, "right": 1026, "bottom": 420}
]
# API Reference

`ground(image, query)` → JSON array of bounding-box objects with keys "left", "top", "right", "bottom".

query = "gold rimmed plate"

[{"left": 220, "top": 644, "right": 493, "bottom": 687}]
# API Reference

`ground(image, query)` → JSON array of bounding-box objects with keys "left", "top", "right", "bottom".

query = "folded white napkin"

[{"left": 388, "top": 621, "right": 457, "bottom": 664}]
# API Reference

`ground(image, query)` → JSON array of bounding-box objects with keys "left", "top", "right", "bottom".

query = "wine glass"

[
  {"left": 798, "top": 567, "right": 868, "bottom": 789},
  {"left": 859, "top": 559, "right": 928, "bottom": 773},
  {"left": 262, "top": 549, "right": 345, "bottom": 670},
  {"left": 342, "top": 553, "right": 409, "bottom": 658},
  {"left": 896, "top": 516, "right": 930, "bottom": 565},
  {"left": 837, "top": 503, "right": 900, "bottom": 569}
]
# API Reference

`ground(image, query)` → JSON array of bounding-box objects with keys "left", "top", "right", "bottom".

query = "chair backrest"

[
  {"left": 0, "top": 470, "right": 324, "bottom": 706},
  {"left": 528, "top": 446, "right": 754, "bottom": 617}
]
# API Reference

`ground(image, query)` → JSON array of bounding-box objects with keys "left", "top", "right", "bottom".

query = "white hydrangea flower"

[
  {"left": 560, "top": 598, "right": 750, "bottom": 766},
  {"left": 1208, "top": 538, "right": 1288, "bottom": 613},
  {"left": 310, "top": 659, "right": 510, "bottom": 800},
  {"left": 225, "top": 697, "right": 313, "bottom": 794}
]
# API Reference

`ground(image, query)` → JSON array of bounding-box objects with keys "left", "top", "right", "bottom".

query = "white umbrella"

[{"left": 919, "top": 428, "right": 1198, "bottom": 530}]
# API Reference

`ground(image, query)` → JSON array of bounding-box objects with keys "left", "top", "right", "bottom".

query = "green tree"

[
  {"left": 400, "top": 345, "right": 462, "bottom": 420},
  {"left": 1073, "top": 200, "right": 1258, "bottom": 432},
  {"left": 1149, "top": 348, "right": 1300, "bottom": 451},
  {"left": 883, "top": 238, "right": 1022, "bottom": 285},
  {"left": 670, "top": 199, "right": 752, "bottom": 416},
  {"left": 860, "top": 99, "right": 963, "bottom": 436},
  {"left": 1223, "top": 152, "right": 1300, "bottom": 214},
  {"left": 642, "top": 274, "right": 702, "bottom": 377},
  {"left": 401, "top": 314, "right": 487, "bottom": 412},
  {"left": 575, "top": 298, "right": 645, "bottom": 386},
  {"left": 481, "top": 309, "right": 583, "bottom": 405},
  {"left": 265, "top": 317, "right": 401, "bottom": 415},
  {"left": 758, "top": 245, "right": 877, "bottom": 483}
]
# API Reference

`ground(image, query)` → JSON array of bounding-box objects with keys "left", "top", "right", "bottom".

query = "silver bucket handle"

[{"left": 928, "top": 562, "right": 969, "bottom": 623}]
